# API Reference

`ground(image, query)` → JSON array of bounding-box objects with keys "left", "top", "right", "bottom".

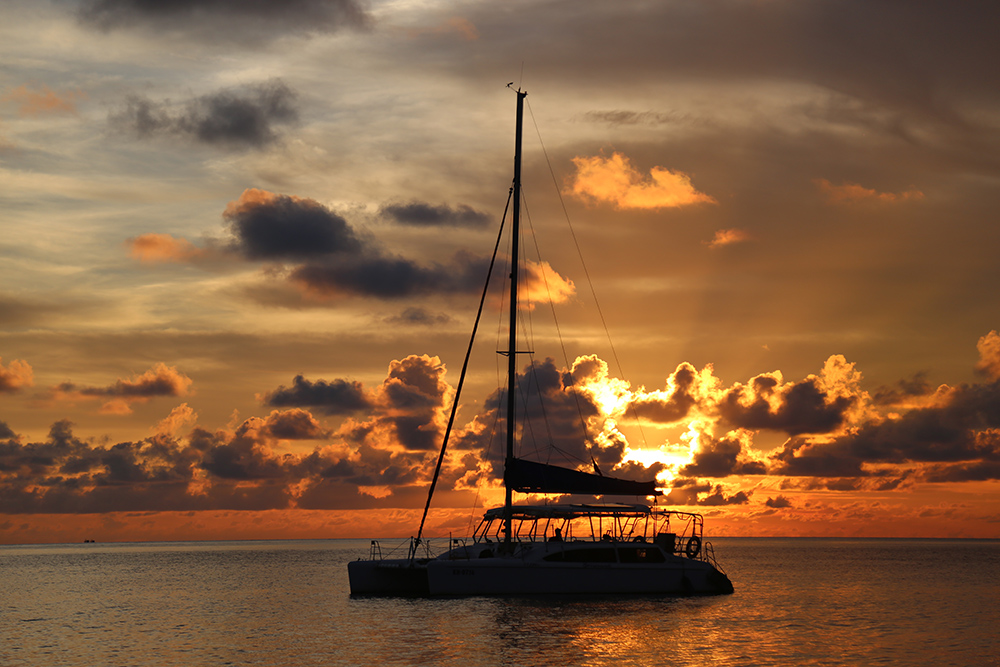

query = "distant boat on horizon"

[{"left": 348, "top": 88, "right": 733, "bottom": 597}]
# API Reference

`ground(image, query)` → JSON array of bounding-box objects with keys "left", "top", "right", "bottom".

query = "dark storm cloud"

[
  {"left": 110, "top": 80, "right": 298, "bottom": 149},
  {"left": 223, "top": 190, "right": 363, "bottom": 260},
  {"left": 769, "top": 380, "right": 1000, "bottom": 478},
  {"left": 719, "top": 374, "right": 855, "bottom": 436},
  {"left": 765, "top": 495, "right": 792, "bottom": 509},
  {"left": 663, "top": 479, "right": 751, "bottom": 506},
  {"left": 629, "top": 363, "right": 698, "bottom": 424},
  {"left": 291, "top": 250, "right": 491, "bottom": 299},
  {"left": 873, "top": 373, "right": 934, "bottom": 406},
  {"left": 0, "top": 421, "right": 16, "bottom": 440},
  {"left": 922, "top": 460, "right": 1000, "bottom": 483},
  {"left": 262, "top": 375, "right": 370, "bottom": 415},
  {"left": 78, "top": 0, "right": 370, "bottom": 42},
  {"left": 680, "top": 434, "right": 767, "bottom": 478},
  {"left": 381, "top": 202, "right": 492, "bottom": 228}
]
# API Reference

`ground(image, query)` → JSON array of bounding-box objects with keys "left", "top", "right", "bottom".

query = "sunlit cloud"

[
  {"left": 0, "top": 357, "right": 34, "bottom": 393},
  {"left": 975, "top": 330, "right": 1000, "bottom": 380},
  {"left": 567, "top": 152, "right": 716, "bottom": 209},
  {"left": 126, "top": 233, "right": 204, "bottom": 263},
  {"left": 1, "top": 84, "right": 84, "bottom": 116},
  {"left": 52, "top": 363, "right": 193, "bottom": 415},
  {"left": 706, "top": 228, "right": 751, "bottom": 248},
  {"left": 519, "top": 259, "right": 576, "bottom": 307},
  {"left": 814, "top": 178, "right": 924, "bottom": 203},
  {"left": 155, "top": 403, "right": 198, "bottom": 436}
]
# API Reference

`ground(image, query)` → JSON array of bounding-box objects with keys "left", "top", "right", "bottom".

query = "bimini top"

[{"left": 482, "top": 503, "right": 654, "bottom": 521}]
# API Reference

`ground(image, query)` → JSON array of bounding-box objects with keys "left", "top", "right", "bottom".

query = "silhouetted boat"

[{"left": 349, "top": 88, "right": 733, "bottom": 597}]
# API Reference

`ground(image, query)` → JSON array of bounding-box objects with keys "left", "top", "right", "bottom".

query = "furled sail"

[{"left": 505, "top": 458, "right": 660, "bottom": 497}]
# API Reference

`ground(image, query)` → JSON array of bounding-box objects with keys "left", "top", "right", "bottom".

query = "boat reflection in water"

[{"left": 349, "top": 88, "right": 732, "bottom": 597}]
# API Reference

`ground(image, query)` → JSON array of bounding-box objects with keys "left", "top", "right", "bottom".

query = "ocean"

[{"left": 2, "top": 538, "right": 998, "bottom": 666}]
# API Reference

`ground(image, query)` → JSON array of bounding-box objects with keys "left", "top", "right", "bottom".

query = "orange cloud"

[
  {"left": 223, "top": 187, "right": 286, "bottom": 217},
  {"left": 975, "top": 330, "right": 1000, "bottom": 379},
  {"left": 155, "top": 403, "right": 199, "bottom": 436},
  {"left": 54, "top": 363, "right": 193, "bottom": 415},
  {"left": 0, "top": 357, "right": 33, "bottom": 393},
  {"left": 567, "top": 152, "right": 715, "bottom": 209},
  {"left": 126, "top": 233, "right": 203, "bottom": 263},
  {"left": 519, "top": 259, "right": 576, "bottom": 307},
  {"left": 706, "top": 228, "right": 751, "bottom": 248},
  {"left": 2, "top": 84, "right": 84, "bottom": 116},
  {"left": 814, "top": 178, "right": 924, "bottom": 203}
]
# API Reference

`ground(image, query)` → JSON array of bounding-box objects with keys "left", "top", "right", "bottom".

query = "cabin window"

[
  {"left": 543, "top": 547, "right": 617, "bottom": 563},
  {"left": 617, "top": 547, "right": 666, "bottom": 563}
]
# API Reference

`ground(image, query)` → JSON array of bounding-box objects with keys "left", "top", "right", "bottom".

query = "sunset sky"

[{"left": 3, "top": 0, "right": 1000, "bottom": 544}]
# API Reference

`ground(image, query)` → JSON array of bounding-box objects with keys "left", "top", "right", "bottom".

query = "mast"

[{"left": 503, "top": 88, "right": 526, "bottom": 547}]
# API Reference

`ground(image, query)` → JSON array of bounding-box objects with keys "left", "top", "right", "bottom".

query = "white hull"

[
  {"left": 349, "top": 540, "right": 733, "bottom": 597},
  {"left": 426, "top": 556, "right": 729, "bottom": 596}
]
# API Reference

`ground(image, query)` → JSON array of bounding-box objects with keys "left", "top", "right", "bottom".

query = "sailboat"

[{"left": 348, "top": 89, "right": 734, "bottom": 596}]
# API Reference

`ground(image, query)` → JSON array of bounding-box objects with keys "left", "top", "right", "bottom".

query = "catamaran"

[{"left": 348, "top": 88, "right": 733, "bottom": 596}]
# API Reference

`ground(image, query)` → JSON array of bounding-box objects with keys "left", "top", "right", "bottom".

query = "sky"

[{"left": 2, "top": 0, "right": 1000, "bottom": 544}]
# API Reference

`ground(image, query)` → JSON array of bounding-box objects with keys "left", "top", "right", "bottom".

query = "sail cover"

[{"left": 505, "top": 458, "right": 660, "bottom": 496}]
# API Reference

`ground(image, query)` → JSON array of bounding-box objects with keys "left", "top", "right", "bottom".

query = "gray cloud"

[
  {"left": 769, "top": 379, "right": 1000, "bottom": 478},
  {"left": 680, "top": 434, "right": 767, "bottom": 478},
  {"left": 110, "top": 80, "right": 299, "bottom": 149},
  {"left": 262, "top": 375, "right": 370, "bottom": 415},
  {"left": 381, "top": 202, "right": 492, "bottom": 228},
  {"left": 78, "top": 0, "right": 371, "bottom": 43},
  {"left": 719, "top": 375, "right": 855, "bottom": 436},
  {"left": 765, "top": 495, "right": 792, "bottom": 508},
  {"left": 291, "top": 250, "right": 491, "bottom": 299},
  {"left": 224, "top": 191, "right": 364, "bottom": 259}
]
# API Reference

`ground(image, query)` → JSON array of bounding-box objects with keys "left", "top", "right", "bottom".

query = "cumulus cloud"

[
  {"left": 769, "top": 378, "right": 1000, "bottom": 480},
  {"left": 566, "top": 152, "right": 715, "bottom": 209},
  {"left": 135, "top": 188, "right": 552, "bottom": 305},
  {"left": 53, "top": 363, "right": 193, "bottom": 415},
  {"left": 7, "top": 337, "right": 1000, "bottom": 517},
  {"left": 155, "top": 403, "right": 198, "bottom": 436},
  {"left": 78, "top": 0, "right": 370, "bottom": 43},
  {"left": 975, "top": 330, "right": 1000, "bottom": 380},
  {"left": 680, "top": 430, "right": 767, "bottom": 478},
  {"left": 110, "top": 80, "right": 298, "bottom": 149},
  {"left": 814, "top": 179, "right": 924, "bottom": 204},
  {"left": 1, "top": 84, "right": 84, "bottom": 117},
  {"left": 260, "top": 375, "right": 370, "bottom": 415},
  {"left": 223, "top": 188, "right": 363, "bottom": 259},
  {"left": 381, "top": 201, "right": 491, "bottom": 228},
  {"left": 663, "top": 479, "right": 751, "bottom": 506},
  {"left": 765, "top": 495, "right": 792, "bottom": 508},
  {"left": 0, "top": 357, "right": 34, "bottom": 393}
]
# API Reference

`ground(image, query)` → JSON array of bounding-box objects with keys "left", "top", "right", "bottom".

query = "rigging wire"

[
  {"left": 525, "top": 98, "right": 650, "bottom": 449},
  {"left": 521, "top": 186, "right": 594, "bottom": 467},
  {"left": 414, "top": 186, "right": 513, "bottom": 548}
]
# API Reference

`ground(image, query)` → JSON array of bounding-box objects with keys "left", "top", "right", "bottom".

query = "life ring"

[{"left": 685, "top": 536, "right": 701, "bottom": 559}]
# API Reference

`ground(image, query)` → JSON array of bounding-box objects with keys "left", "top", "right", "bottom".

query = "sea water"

[{"left": 2, "top": 538, "right": 998, "bottom": 666}]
